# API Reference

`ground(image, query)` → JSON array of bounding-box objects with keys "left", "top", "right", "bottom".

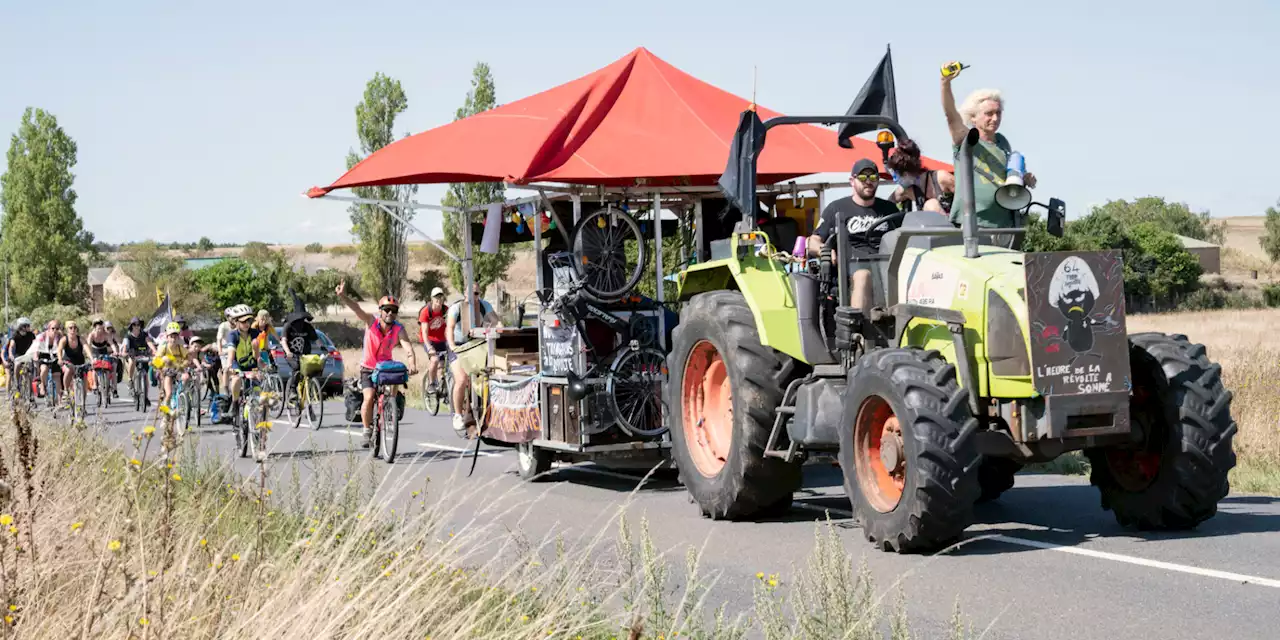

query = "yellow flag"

[{"left": 156, "top": 287, "right": 165, "bottom": 306}]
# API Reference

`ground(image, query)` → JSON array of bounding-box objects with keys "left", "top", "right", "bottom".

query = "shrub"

[
  {"left": 27, "top": 303, "right": 88, "bottom": 329},
  {"left": 304, "top": 242, "right": 325, "bottom": 254},
  {"left": 1264, "top": 283, "right": 1280, "bottom": 308},
  {"left": 329, "top": 245, "right": 358, "bottom": 257}
]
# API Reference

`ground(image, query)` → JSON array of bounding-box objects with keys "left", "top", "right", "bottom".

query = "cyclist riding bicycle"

[
  {"left": 445, "top": 283, "right": 502, "bottom": 436},
  {"left": 33, "top": 321, "right": 63, "bottom": 398},
  {"left": 57, "top": 321, "right": 93, "bottom": 402},
  {"left": 335, "top": 280, "right": 417, "bottom": 448},
  {"left": 122, "top": 316, "right": 156, "bottom": 388},
  {"left": 5, "top": 318, "right": 35, "bottom": 380},
  {"left": 153, "top": 322, "right": 195, "bottom": 408},
  {"left": 190, "top": 335, "right": 221, "bottom": 397},
  {"left": 418, "top": 287, "right": 450, "bottom": 394},
  {"left": 87, "top": 319, "right": 118, "bottom": 397},
  {"left": 282, "top": 292, "right": 319, "bottom": 409},
  {"left": 222, "top": 304, "right": 262, "bottom": 406}
]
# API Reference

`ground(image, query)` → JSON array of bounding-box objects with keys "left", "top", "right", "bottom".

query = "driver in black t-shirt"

[{"left": 805, "top": 158, "right": 901, "bottom": 313}]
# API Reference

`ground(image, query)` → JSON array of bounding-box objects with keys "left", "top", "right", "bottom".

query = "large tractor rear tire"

[
  {"left": 839, "top": 348, "right": 981, "bottom": 553},
  {"left": 667, "top": 291, "right": 802, "bottom": 519},
  {"left": 1084, "top": 333, "right": 1236, "bottom": 529}
]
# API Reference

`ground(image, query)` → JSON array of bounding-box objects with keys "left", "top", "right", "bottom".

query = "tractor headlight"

[{"left": 987, "top": 290, "right": 1030, "bottom": 376}]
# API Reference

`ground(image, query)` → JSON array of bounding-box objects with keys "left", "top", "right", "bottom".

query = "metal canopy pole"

[
  {"left": 653, "top": 192, "right": 665, "bottom": 351},
  {"left": 373, "top": 203, "right": 461, "bottom": 263},
  {"left": 461, "top": 202, "right": 476, "bottom": 336}
]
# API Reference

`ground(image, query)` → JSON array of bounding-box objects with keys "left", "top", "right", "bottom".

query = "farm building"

[
  {"left": 1175, "top": 235, "right": 1220, "bottom": 274},
  {"left": 87, "top": 265, "right": 138, "bottom": 313}
]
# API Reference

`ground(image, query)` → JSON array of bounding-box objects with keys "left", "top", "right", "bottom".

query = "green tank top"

[{"left": 949, "top": 133, "right": 1014, "bottom": 229}]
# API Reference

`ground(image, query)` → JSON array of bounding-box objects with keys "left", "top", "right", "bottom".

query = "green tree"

[
  {"left": 1126, "top": 222, "right": 1202, "bottom": 304},
  {"left": 346, "top": 73, "right": 417, "bottom": 300},
  {"left": 0, "top": 108, "right": 94, "bottom": 311},
  {"left": 197, "top": 236, "right": 215, "bottom": 253},
  {"left": 443, "top": 62, "right": 516, "bottom": 292},
  {"left": 190, "top": 259, "right": 279, "bottom": 317},
  {"left": 119, "top": 240, "right": 183, "bottom": 285},
  {"left": 1089, "top": 196, "right": 1225, "bottom": 245},
  {"left": 1260, "top": 200, "right": 1280, "bottom": 263},
  {"left": 304, "top": 242, "right": 324, "bottom": 253},
  {"left": 406, "top": 267, "right": 449, "bottom": 304},
  {"left": 241, "top": 241, "right": 279, "bottom": 266}
]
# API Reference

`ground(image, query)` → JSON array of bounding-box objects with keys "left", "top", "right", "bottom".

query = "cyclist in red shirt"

[{"left": 418, "top": 287, "right": 449, "bottom": 395}]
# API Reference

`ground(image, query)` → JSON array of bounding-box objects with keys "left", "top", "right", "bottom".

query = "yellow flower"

[
  {"left": 3, "top": 615, "right": 11, "bottom": 625},
  {"left": 0, "top": 515, "right": 12, "bottom": 526},
  {"left": 129, "top": 458, "right": 141, "bottom": 467},
  {"left": 231, "top": 554, "right": 240, "bottom": 562},
  {"left": 7, "top": 526, "right": 16, "bottom": 535},
  {"left": 159, "top": 405, "right": 171, "bottom": 415},
  {"left": 108, "top": 540, "right": 122, "bottom": 552},
  {"left": 199, "top": 538, "right": 207, "bottom": 546},
  {"left": 143, "top": 425, "right": 156, "bottom": 436},
  {"left": 768, "top": 578, "right": 778, "bottom": 587},
  {"left": 755, "top": 571, "right": 764, "bottom": 580},
  {"left": 70, "top": 522, "right": 83, "bottom": 532},
  {"left": 138, "top": 617, "right": 149, "bottom": 626},
  {"left": 172, "top": 474, "right": 182, "bottom": 482}
]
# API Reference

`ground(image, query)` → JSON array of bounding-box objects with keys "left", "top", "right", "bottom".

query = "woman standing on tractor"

[{"left": 940, "top": 62, "right": 1037, "bottom": 229}]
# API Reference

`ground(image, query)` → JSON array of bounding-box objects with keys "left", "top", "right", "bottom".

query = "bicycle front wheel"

[
  {"left": 423, "top": 372, "right": 441, "bottom": 416},
  {"left": 381, "top": 391, "right": 399, "bottom": 463},
  {"left": 304, "top": 378, "right": 323, "bottom": 429},
  {"left": 571, "top": 207, "right": 647, "bottom": 302}
]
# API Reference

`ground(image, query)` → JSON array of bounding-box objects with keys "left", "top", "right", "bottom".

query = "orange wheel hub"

[
  {"left": 854, "top": 396, "right": 905, "bottom": 512},
  {"left": 682, "top": 341, "right": 733, "bottom": 478}
]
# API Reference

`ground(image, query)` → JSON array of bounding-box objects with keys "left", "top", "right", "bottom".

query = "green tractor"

[{"left": 666, "top": 111, "right": 1238, "bottom": 553}]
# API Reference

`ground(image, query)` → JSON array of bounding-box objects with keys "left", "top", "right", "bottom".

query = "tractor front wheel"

[
  {"left": 667, "top": 292, "right": 801, "bottom": 519},
  {"left": 1084, "top": 333, "right": 1236, "bottom": 529},
  {"left": 839, "top": 348, "right": 981, "bottom": 553}
]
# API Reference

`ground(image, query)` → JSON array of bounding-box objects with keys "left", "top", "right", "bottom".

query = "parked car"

[{"left": 262, "top": 329, "right": 345, "bottom": 398}]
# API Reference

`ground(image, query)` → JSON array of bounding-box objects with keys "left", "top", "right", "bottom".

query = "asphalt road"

[{"left": 80, "top": 385, "right": 1280, "bottom": 640}]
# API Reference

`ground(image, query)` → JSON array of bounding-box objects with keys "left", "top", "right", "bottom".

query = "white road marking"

[
  {"left": 988, "top": 534, "right": 1280, "bottom": 589},
  {"left": 416, "top": 442, "right": 502, "bottom": 458},
  {"left": 338, "top": 429, "right": 364, "bottom": 437}
]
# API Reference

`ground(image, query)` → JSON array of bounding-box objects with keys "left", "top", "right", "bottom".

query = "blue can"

[{"left": 1006, "top": 151, "right": 1025, "bottom": 177}]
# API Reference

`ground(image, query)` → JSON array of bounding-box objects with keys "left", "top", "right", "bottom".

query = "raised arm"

[
  {"left": 398, "top": 330, "right": 419, "bottom": 374},
  {"left": 335, "top": 279, "right": 374, "bottom": 326},
  {"left": 941, "top": 65, "right": 967, "bottom": 146}
]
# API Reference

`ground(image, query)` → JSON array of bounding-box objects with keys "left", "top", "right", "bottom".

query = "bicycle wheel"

[
  {"left": 236, "top": 398, "right": 249, "bottom": 458},
  {"left": 370, "top": 397, "right": 382, "bottom": 460},
  {"left": 245, "top": 397, "right": 260, "bottom": 460},
  {"left": 301, "top": 378, "right": 323, "bottom": 429},
  {"left": 381, "top": 391, "right": 399, "bottom": 463},
  {"left": 571, "top": 206, "right": 647, "bottom": 302},
  {"left": 75, "top": 378, "right": 88, "bottom": 426},
  {"left": 606, "top": 347, "right": 669, "bottom": 437},
  {"left": 423, "top": 372, "right": 441, "bottom": 416},
  {"left": 176, "top": 391, "right": 190, "bottom": 436}
]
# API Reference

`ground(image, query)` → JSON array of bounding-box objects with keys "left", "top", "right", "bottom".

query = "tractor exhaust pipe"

[{"left": 956, "top": 127, "right": 980, "bottom": 259}]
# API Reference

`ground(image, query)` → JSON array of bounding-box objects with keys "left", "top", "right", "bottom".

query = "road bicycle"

[
  {"left": 129, "top": 353, "right": 152, "bottom": 412},
  {"left": 91, "top": 357, "right": 114, "bottom": 411},
  {"left": 157, "top": 366, "right": 195, "bottom": 437},
  {"left": 64, "top": 363, "right": 91, "bottom": 428},
  {"left": 231, "top": 370, "right": 273, "bottom": 461},
  {"left": 39, "top": 359, "right": 61, "bottom": 417},
  {"left": 539, "top": 253, "right": 669, "bottom": 438},
  {"left": 369, "top": 361, "right": 408, "bottom": 464},
  {"left": 11, "top": 361, "right": 36, "bottom": 412},
  {"left": 260, "top": 361, "right": 286, "bottom": 419},
  {"left": 421, "top": 348, "right": 452, "bottom": 416},
  {"left": 285, "top": 354, "right": 329, "bottom": 429}
]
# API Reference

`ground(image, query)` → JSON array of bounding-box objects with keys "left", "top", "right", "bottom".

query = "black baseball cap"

[{"left": 851, "top": 158, "right": 879, "bottom": 176}]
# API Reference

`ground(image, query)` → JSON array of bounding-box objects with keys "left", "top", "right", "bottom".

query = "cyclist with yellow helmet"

[{"left": 153, "top": 322, "right": 196, "bottom": 408}]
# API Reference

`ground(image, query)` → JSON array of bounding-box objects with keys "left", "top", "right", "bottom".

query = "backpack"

[
  {"left": 343, "top": 379, "right": 363, "bottom": 423},
  {"left": 209, "top": 394, "right": 232, "bottom": 424}
]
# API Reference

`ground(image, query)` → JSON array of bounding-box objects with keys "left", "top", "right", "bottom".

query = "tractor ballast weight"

[{"left": 669, "top": 76, "right": 1235, "bottom": 552}]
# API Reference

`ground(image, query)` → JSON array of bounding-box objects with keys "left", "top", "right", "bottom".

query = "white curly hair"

[{"left": 960, "top": 88, "right": 1003, "bottom": 126}]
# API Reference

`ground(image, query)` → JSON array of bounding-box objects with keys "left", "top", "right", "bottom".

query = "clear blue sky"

[{"left": 3, "top": 0, "right": 1277, "bottom": 245}]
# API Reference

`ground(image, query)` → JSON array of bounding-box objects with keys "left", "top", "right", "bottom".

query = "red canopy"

[{"left": 308, "top": 47, "right": 950, "bottom": 197}]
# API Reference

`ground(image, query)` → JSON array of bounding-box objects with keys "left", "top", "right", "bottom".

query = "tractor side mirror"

[{"left": 1047, "top": 198, "right": 1066, "bottom": 238}]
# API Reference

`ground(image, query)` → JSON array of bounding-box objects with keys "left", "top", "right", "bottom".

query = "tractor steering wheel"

[{"left": 862, "top": 211, "right": 907, "bottom": 247}]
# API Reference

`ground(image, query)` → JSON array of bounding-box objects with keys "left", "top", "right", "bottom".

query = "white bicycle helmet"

[
  {"left": 226, "top": 304, "right": 254, "bottom": 321},
  {"left": 14, "top": 317, "right": 31, "bottom": 329}
]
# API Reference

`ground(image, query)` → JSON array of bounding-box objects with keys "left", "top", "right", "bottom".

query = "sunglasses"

[
  {"left": 854, "top": 173, "right": 879, "bottom": 183},
  {"left": 379, "top": 306, "right": 399, "bottom": 314}
]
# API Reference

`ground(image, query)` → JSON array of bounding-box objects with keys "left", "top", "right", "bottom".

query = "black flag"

[
  {"left": 144, "top": 293, "right": 173, "bottom": 341},
  {"left": 837, "top": 45, "right": 898, "bottom": 148},
  {"left": 717, "top": 108, "right": 766, "bottom": 218}
]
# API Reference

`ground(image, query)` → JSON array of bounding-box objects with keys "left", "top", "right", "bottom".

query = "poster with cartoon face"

[{"left": 1025, "top": 251, "right": 1130, "bottom": 396}]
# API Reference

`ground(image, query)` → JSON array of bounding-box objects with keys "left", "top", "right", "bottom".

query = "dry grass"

[
  {"left": 1129, "top": 308, "right": 1280, "bottom": 493},
  {"left": 0, "top": 401, "right": 971, "bottom": 639}
]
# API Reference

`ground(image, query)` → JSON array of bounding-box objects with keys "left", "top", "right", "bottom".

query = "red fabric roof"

[{"left": 308, "top": 47, "right": 950, "bottom": 197}]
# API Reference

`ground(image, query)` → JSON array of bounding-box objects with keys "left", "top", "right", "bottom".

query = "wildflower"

[
  {"left": 3, "top": 615, "right": 11, "bottom": 625},
  {"left": 7, "top": 526, "right": 16, "bottom": 535},
  {"left": 755, "top": 572, "right": 764, "bottom": 580},
  {"left": 139, "top": 617, "right": 149, "bottom": 626},
  {"left": 199, "top": 538, "right": 207, "bottom": 547},
  {"left": 143, "top": 425, "right": 156, "bottom": 436},
  {"left": 768, "top": 577, "right": 778, "bottom": 587},
  {"left": 108, "top": 540, "right": 122, "bottom": 552},
  {"left": 171, "top": 472, "right": 182, "bottom": 482},
  {"left": 231, "top": 554, "right": 240, "bottom": 562},
  {"left": 521, "top": 616, "right": 529, "bottom": 623},
  {"left": 159, "top": 405, "right": 171, "bottom": 415},
  {"left": 530, "top": 586, "right": 537, "bottom": 592},
  {"left": 6, "top": 606, "right": 14, "bottom": 613},
  {"left": 129, "top": 459, "right": 141, "bottom": 467},
  {"left": 70, "top": 522, "right": 83, "bottom": 532},
  {"left": 0, "top": 515, "right": 11, "bottom": 526}
]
